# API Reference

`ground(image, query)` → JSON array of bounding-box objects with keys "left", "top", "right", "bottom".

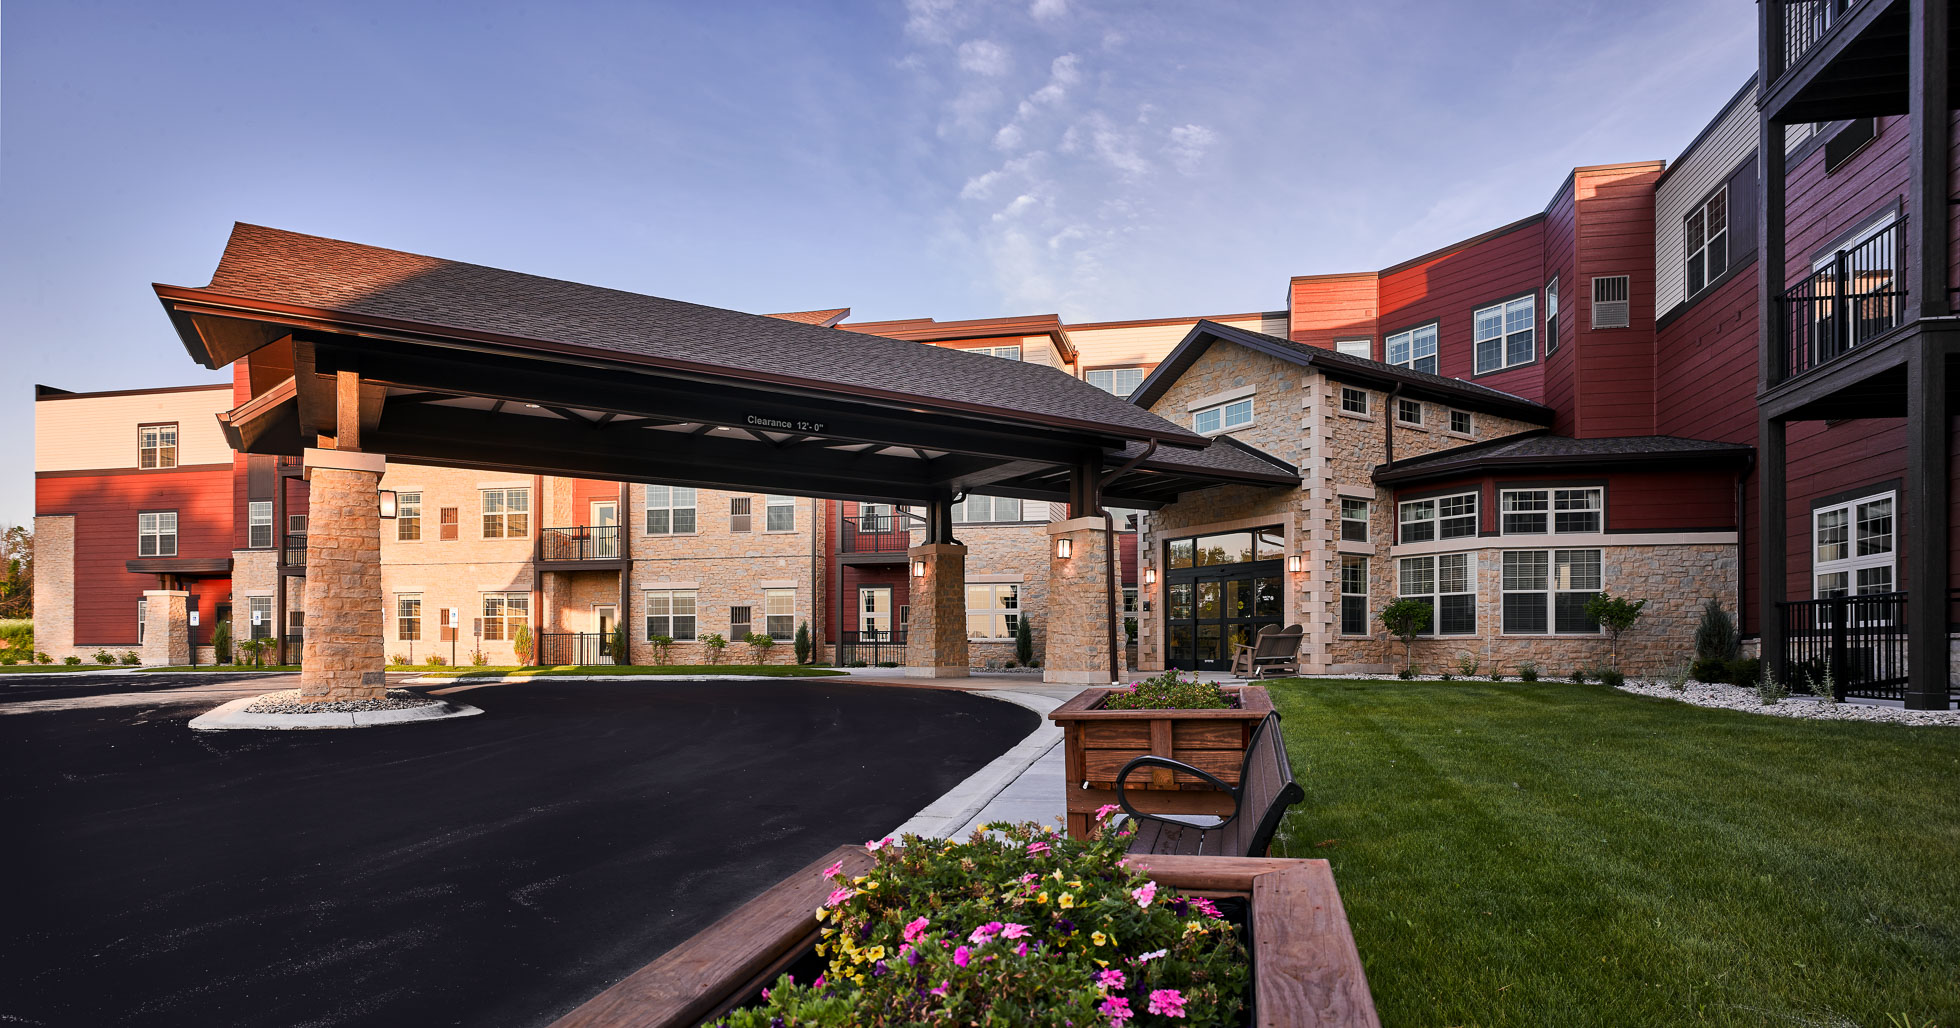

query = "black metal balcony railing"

[
  {"left": 837, "top": 629, "right": 907, "bottom": 666},
  {"left": 841, "top": 511, "right": 924, "bottom": 555},
  {"left": 536, "top": 631, "right": 622, "bottom": 666},
  {"left": 1776, "top": 0, "right": 1861, "bottom": 81},
  {"left": 1777, "top": 591, "right": 1909, "bottom": 700},
  {"left": 540, "top": 525, "right": 622, "bottom": 561},
  {"left": 282, "top": 633, "right": 304, "bottom": 666},
  {"left": 1775, "top": 216, "right": 1906, "bottom": 383},
  {"left": 283, "top": 534, "right": 308, "bottom": 567}
]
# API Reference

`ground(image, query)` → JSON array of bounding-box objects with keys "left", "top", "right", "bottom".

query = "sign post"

[{"left": 448, "top": 607, "right": 460, "bottom": 667}]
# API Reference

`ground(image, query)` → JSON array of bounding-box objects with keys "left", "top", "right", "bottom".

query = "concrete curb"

[
  {"left": 394, "top": 673, "right": 847, "bottom": 685},
  {"left": 189, "top": 693, "right": 484, "bottom": 731},
  {"left": 888, "top": 688, "right": 1067, "bottom": 840}
]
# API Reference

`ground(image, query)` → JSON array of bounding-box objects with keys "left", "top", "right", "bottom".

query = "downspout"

[
  {"left": 532, "top": 472, "right": 543, "bottom": 668},
  {"left": 619, "top": 480, "right": 632, "bottom": 665},
  {"left": 809, "top": 496, "right": 819, "bottom": 664},
  {"left": 1383, "top": 384, "right": 1402, "bottom": 465},
  {"left": 1100, "top": 441, "right": 1158, "bottom": 684}
]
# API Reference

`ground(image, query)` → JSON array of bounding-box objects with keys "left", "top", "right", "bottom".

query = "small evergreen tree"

[
  {"left": 512, "top": 623, "right": 534, "bottom": 666},
  {"left": 1378, "top": 599, "right": 1431, "bottom": 674},
  {"left": 794, "top": 621, "right": 812, "bottom": 664},
  {"left": 1014, "top": 614, "right": 1034, "bottom": 666},
  {"left": 612, "top": 624, "right": 629, "bottom": 665},
  {"left": 211, "top": 619, "right": 233, "bottom": 665},
  {"left": 1584, "top": 592, "right": 1648, "bottom": 671},
  {"left": 1693, "top": 599, "right": 1741, "bottom": 664}
]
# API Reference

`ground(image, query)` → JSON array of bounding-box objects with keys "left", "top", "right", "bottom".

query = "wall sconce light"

[
  {"left": 1055, "top": 538, "right": 1072, "bottom": 559},
  {"left": 378, "top": 490, "right": 398, "bottom": 519},
  {"left": 912, "top": 559, "right": 927, "bottom": 578},
  {"left": 1287, "top": 555, "right": 1302, "bottom": 573},
  {"left": 1144, "top": 568, "right": 1156, "bottom": 585}
]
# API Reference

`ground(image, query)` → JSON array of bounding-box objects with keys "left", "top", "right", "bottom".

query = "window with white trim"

[
  {"left": 1340, "top": 555, "right": 1369, "bottom": 636},
  {"left": 1340, "top": 387, "right": 1370, "bottom": 415},
  {"left": 645, "top": 590, "right": 697, "bottom": 640},
  {"left": 138, "top": 511, "right": 177, "bottom": 557},
  {"left": 247, "top": 595, "right": 272, "bottom": 640},
  {"left": 953, "top": 494, "right": 1024, "bottom": 523},
  {"left": 1194, "top": 397, "right": 1253, "bottom": 434},
  {"left": 1473, "top": 295, "right": 1535, "bottom": 374},
  {"left": 965, "top": 344, "right": 1021, "bottom": 360},
  {"left": 1399, "top": 553, "right": 1475, "bottom": 635},
  {"left": 481, "top": 488, "right": 530, "bottom": 539},
  {"left": 1449, "top": 410, "right": 1473, "bottom": 435},
  {"left": 646, "top": 485, "right": 697, "bottom": 535},
  {"left": 1502, "top": 549, "right": 1601, "bottom": 634},
  {"left": 1545, "top": 277, "right": 1560, "bottom": 353},
  {"left": 765, "top": 588, "right": 796, "bottom": 639},
  {"left": 1340, "top": 497, "right": 1370, "bottom": 542},
  {"left": 397, "top": 491, "right": 422, "bottom": 541},
  {"left": 1501, "top": 488, "right": 1602, "bottom": 535},
  {"left": 765, "top": 495, "right": 795, "bottom": 532},
  {"left": 1385, "top": 323, "right": 1438, "bottom": 374},
  {"left": 965, "top": 584, "right": 1020, "bottom": 639},
  {"left": 137, "top": 598, "right": 147, "bottom": 645},
  {"left": 1685, "top": 186, "right": 1728, "bottom": 296},
  {"left": 1086, "top": 367, "right": 1146, "bottom": 397},
  {"left": 248, "top": 501, "right": 273, "bottom": 549},
  {"left": 138, "top": 424, "right": 178, "bottom": 469},
  {"left": 397, "top": 593, "right": 422, "bottom": 641},
  {"left": 1397, "top": 398, "right": 1423, "bottom": 425},
  {"left": 481, "top": 592, "right": 529, "bottom": 641},
  {"left": 1813, "top": 492, "right": 1895, "bottom": 597},
  {"left": 1398, "top": 492, "right": 1477, "bottom": 544},
  {"left": 1335, "top": 338, "right": 1372, "bottom": 359}
]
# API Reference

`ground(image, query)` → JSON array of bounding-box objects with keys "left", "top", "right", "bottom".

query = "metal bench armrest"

[{"left": 1115, "top": 755, "right": 1242, "bottom": 831}]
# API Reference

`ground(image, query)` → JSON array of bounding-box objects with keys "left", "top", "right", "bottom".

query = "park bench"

[
  {"left": 1228, "top": 624, "right": 1304, "bottom": 679},
  {"left": 1115, "top": 712, "right": 1305, "bottom": 857}
]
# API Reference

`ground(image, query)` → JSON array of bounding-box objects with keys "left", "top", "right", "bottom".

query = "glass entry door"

[
  {"left": 859, "top": 587, "right": 894, "bottom": 641},
  {"left": 1161, "top": 525, "right": 1286, "bottom": 671},
  {"left": 591, "top": 501, "right": 619, "bottom": 558}
]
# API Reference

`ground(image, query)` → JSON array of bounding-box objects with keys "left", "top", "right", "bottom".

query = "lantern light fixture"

[
  {"left": 912, "top": 559, "right": 927, "bottom": 578},
  {"left": 1287, "top": 555, "right": 1302, "bottom": 573},
  {"left": 1144, "top": 568, "right": 1156, "bottom": 585},
  {"left": 378, "top": 489, "right": 398, "bottom": 520},
  {"left": 1056, "top": 538, "right": 1072, "bottom": 559}
]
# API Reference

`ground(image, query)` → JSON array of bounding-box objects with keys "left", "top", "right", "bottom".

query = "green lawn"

[
  {"left": 1265, "top": 678, "right": 1960, "bottom": 1027},
  {"left": 404, "top": 664, "right": 846, "bottom": 678},
  {"left": 137, "top": 664, "right": 300, "bottom": 673},
  {"left": 0, "top": 663, "right": 118, "bottom": 674}
]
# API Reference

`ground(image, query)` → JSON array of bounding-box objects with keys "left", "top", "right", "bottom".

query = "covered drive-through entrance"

[{"left": 155, "top": 224, "right": 1297, "bottom": 701}]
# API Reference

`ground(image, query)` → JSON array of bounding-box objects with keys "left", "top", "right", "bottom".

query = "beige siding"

[
  {"left": 1656, "top": 93, "right": 1757, "bottom": 314},
  {"left": 34, "top": 387, "right": 235, "bottom": 472}
]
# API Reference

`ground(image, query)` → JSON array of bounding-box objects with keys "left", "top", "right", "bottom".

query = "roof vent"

[{"left": 1591, "top": 276, "right": 1630, "bottom": 330}]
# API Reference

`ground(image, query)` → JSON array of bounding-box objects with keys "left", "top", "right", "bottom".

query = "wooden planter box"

[
  {"left": 1048, "top": 685, "right": 1275, "bottom": 840},
  {"left": 550, "top": 844, "right": 1378, "bottom": 1028}
]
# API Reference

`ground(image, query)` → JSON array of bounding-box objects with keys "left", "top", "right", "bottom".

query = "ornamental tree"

[
  {"left": 1377, "top": 599, "right": 1431, "bottom": 674},
  {"left": 1584, "top": 592, "right": 1648, "bottom": 671}
]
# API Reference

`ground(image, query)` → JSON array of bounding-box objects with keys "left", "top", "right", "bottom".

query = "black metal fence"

[
  {"left": 540, "top": 525, "right": 621, "bottom": 561},
  {"left": 841, "top": 512, "right": 922, "bottom": 555},
  {"left": 282, "top": 633, "right": 304, "bottom": 665},
  {"left": 536, "top": 631, "right": 621, "bottom": 666},
  {"left": 837, "top": 630, "right": 907, "bottom": 666},
  {"left": 1776, "top": 0, "right": 1858, "bottom": 80},
  {"left": 283, "top": 534, "right": 308, "bottom": 567},
  {"left": 1775, "top": 216, "right": 1905, "bottom": 383},
  {"left": 1778, "top": 591, "right": 1909, "bottom": 700}
]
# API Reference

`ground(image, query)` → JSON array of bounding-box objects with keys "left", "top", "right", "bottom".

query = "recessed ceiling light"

[{"left": 524, "top": 403, "right": 540, "bottom": 409}]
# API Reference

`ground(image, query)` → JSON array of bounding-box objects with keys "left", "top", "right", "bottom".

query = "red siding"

[
  {"left": 1391, "top": 468, "right": 1736, "bottom": 535},
  {"left": 1541, "top": 178, "right": 1581, "bottom": 433},
  {"left": 1287, "top": 273, "right": 1379, "bottom": 351},
  {"left": 1570, "top": 165, "right": 1664, "bottom": 438},
  {"left": 38, "top": 467, "right": 235, "bottom": 644},
  {"left": 1378, "top": 219, "right": 1548, "bottom": 401}
]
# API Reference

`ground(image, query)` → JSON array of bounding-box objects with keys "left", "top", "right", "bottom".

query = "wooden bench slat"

[{"left": 1253, "top": 864, "right": 1381, "bottom": 1028}]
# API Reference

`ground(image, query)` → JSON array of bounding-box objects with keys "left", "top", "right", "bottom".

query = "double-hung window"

[
  {"left": 953, "top": 494, "right": 1023, "bottom": 523},
  {"left": 247, "top": 595, "right": 272, "bottom": 640},
  {"left": 481, "top": 488, "right": 530, "bottom": 538},
  {"left": 1398, "top": 553, "right": 1475, "bottom": 635},
  {"left": 1086, "top": 366, "right": 1146, "bottom": 397},
  {"left": 248, "top": 501, "right": 273, "bottom": 549},
  {"left": 646, "top": 485, "right": 697, "bottom": 535},
  {"left": 1474, "top": 295, "right": 1535, "bottom": 374},
  {"left": 1194, "top": 397, "right": 1253, "bottom": 435},
  {"left": 397, "top": 594, "right": 422, "bottom": 641},
  {"left": 1340, "top": 555, "right": 1369, "bottom": 635},
  {"left": 1449, "top": 410, "right": 1473, "bottom": 436},
  {"left": 1501, "top": 488, "right": 1602, "bottom": 535},
  {"left": 764, "top": 589, "right": 796, "bottom": 639},
  {"left": 1685, "top": 187, "right": 1728, "bottom": 296},
  {"left": 1502, "top": 549, "right": 1601, "bottom": 634},
  {"left": 1397, "top": 399, "right": 1423, "bottom": 425},
  {"left": 966, "top": 584, "right": 1020, "bottom": 639},
  {"left": 138, "top": 511, "right": 178, "bottom": 556},
  {"left": 1340, "top": 498, "right": 1370, "bottom": 542},
  {"left": 1385, "top": 323, "right": 1438, "bottom": 374},
  {"left": 396, "top": 491, "right": 422, "bottom": 541},
  {"left": 765, "top": 495, "right": 795, "bottom": 532},
  {"left": 1545, "top": 278, "right": 1560, "bottom": 353},
  {"left": 138, "top": 424, "right": 178, "bottom": 469},
  {"left": 646, "top": 590, "right": 697, "bottom": 640},
  {"left": 1813, "top": 492, "right": 1895, "bottom": 597},
  {"left": 481, "top": 593, "right": 529, "bottom": 641},
  {"left": 1398, "top": 493, "right": 1477, "bottom": 544}
]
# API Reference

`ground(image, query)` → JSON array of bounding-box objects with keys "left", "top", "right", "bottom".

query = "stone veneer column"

[
  {"left": 31, "top": 515, "right": 75, "bottom": 661},
  {"left": 1044, "top": 517, "right": 1118, "bottom": 685},
  {"left": 905, "top": 543, "right": 968, "bottom": 677},
  {"left": 140, "top": 590, "right": 190, "bottom": 666},
  {"left": 301, "top": 448, "right": 387, "bottom": 702}
]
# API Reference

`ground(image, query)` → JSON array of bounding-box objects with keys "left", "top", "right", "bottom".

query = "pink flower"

[
  {"left": 825, "top": 887, "right": 854, "bottom": 908},
  {"left": 813, "top": 975, "right": 827, "bottom": 989},
  {"left": 1188, "top": 897, "right": 1221, "bottom": 919},
  {"left": 1097, "top": 968, "right": 1128, "bottom": 990},
  {"left": 1134, "top": 948, "right": 1167, "bottom": 964},
  {"left": 1131, "top": 881, "right": 1157, "bottom": 909},
  {"left": 1099, "top": 995, "right": 1133, "bottom": 1023},
  {"left": 904, "top": 916, "right": 931, "bottom": 942},
  {"left": 1147, "top": 989, "right": 1187, "bottom": 1017},
  {"left": 931, "top": 980, "right": 950, "bottom": 997},
  {"left": 953, "top": 945, "right": 971, "bottom": 968},
  {"left": 1001, "top": 922, "right": 1031, "bottom": 940},
  {"left": 820, "top": 860, "right": 844, "bottom": 879},
  {"left": 1027, "top": 840, "right": 1052, "bottom": 857},
  {"left": 866, "top": 837, "right": 893, "bottom": 851},
  {"left": 1095, "top": 803, "right": 1122, "bottom": 821},
  {"left": 1015, "top": 942, "right": 1028, "bottom": 956}
]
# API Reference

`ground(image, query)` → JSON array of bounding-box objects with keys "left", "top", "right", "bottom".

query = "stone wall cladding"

[
  {"left": 30, "top": 515, "right": 74, "bottom": 660},
  {"left": 1044, "top": 522, "right": 1117, "bottom": 683},
  {"left": 140, "top": 590, "right": 190, "bottom": 666},
  {"left": 904, "top": 544, "right": 968, "bottom": 674},
  {"left": 301, "top": 466, "right": 385, "bottom": 701},
  {"left": 378, "top": 464, "right": 538, "bottom": 666},
  {"left": 228, "top": 548, "right": 277, "bottom": 655},
  {"left": 954, "top": 521, "right": 1050, "bottom": 666}
]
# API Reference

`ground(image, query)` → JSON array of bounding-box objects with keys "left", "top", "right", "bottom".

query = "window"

[
  {"left": 1400, "top": 553, "right": 1476, "bottom": 635},
  {"left": 288, "top": 514, "right": 308, "bottom": 534},
  {"left": 397, "top": 491, "right": 422, "bottom": 541},
  {"left": 1813, "top": 492, "right": 1895, "bottom": 598},
  {"left": 1398, "top": 493, "right": 1477, "bottom": 544},
  {"left": 248, "top": 501, "right": 273, "bottom": 549},
  {"left": 1449, "top": 410, "right": 1473, "bottom": 435},
  {"left": 645, "top": 590, "right": 698, "bottom": 640},
  {"left": 730, "top": 605, "right": 752, "bottom": 640},
  {"left": 1340, "top": 497, "right": 1370, "bottom": 542},
  {"left": 1166, "top": 527, "right": 1283, "bottom": 567},
  {"left": 646, "top": 485, "right": 698, "bottom": 535},
  {"left": 1685, "top": 187, "right": 1729, "bottom": 296},
  {"left": 730, "top": 496, "right": 753, "bottom": 533},
  {"left": 1545, "top": 278, "right": 1560, "bottom": 353},
  {"left": 966, "top": 584, "right": 1020, "bottom": 639},
  {"left": 1340, "top": 387, "right": 1370, "bottom": 415},
  {"left": 1193, "top": 397, "right": 1253, "bottom": 435},
  {"left": 137, "top": 598, "right": 147, "bottom": 645},
  {"left": 765, "top": 495, "right": 795, "bottom": 532},
  {"left": 1123, "top": 587, "right": 1139, "bottom": 643},
  {"left": 1340, "top": 555, "right": 1369, "bottom": 635},
  {"left": 481, "top": 592, "right": 530, "bottom": 641},
  {"left": 1335, "top": 338, "right": 1372, "bottom": 359},
  {"left": 138, "top": 511, "right": 178, "bottom": 556},
  {"left": 439, "top": 507, "right": 459, "bottom": 541},
  {"left": 481, "top": 488, "right": 530, "bottom": 538},
  {"left": 1502, "top": 549, "right": 1602, "bottom": 634},
  {"left": 1501, "top": 488, "right": 1602, "bottom": 535},
  {"left": 1474, "top": 295, "right": 1536, "bottom": 374},
  {"left": 765, "top": 589, "right": 796, "bottom": 639},
  {"left": 138, "top": 424, "right": 178, "bottom": 469},
  {"left": 953, "top": 494, "right": 1024, "bottom": 523},
  {"left": 248, "top": 595, "right": 273, "bottom": 640},
  {"left": 287, "top": 609, "right": 304, "bottom": 639},
  {"left": 397, "top": 594, "right": 422, "bottom": 641},
  {"left": 1592, "top": 276, "right": 1630, "bottom": 329},
  {"left": 1087, "top": 367, "right": 1147, "bottom": 397},
  {"left": 1385, "top": 323, "right": 1439, "bottom": 374},
  {"left": 965, "top": 344, "right": 1021, "bottom": 360},
  {"left": 1397, "top": 398, "right": 1423, "bottom": 425}
]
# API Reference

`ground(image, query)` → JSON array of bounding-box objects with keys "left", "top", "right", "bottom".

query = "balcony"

[
  {"left": 1773, "top": 216, "right": 1907, "bottom": 387},
  {"left": 1776, "top": 591, "right": 1959, "bottom": 706},
  {"left": 1762, "top": 0, "right": 1919, "bottom": 123},
  {"left": 538, "top": 526, "right": 624, "bottom": 569},
  {"left": 281, "top": 534, "right": 307, "bottom": 573},
  {"left": 839, "top": 511, "right": 923, "bottom": 563}
]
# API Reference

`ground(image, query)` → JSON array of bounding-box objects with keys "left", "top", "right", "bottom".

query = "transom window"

[
  {"left": 966, "top": 584, "right": 1020, "bottom": 639},
  {"left": 646, "top": 485, "right": 698, "bottom": 535},
  {"left": 1385, "top": 323, "right": 1438, "bottom": 374},
  {"left": 1340, "top": 497, "right": 1370, "bottom": 542},
  {"left": 139, "top": 424, "right": 179, "bottom": 469},
  {"left": 248, "top": 501, "right": 273, "bottom": 549},
  {"left": 1474, "top": 295, "right": 1536, "bottom": 374},
  {"left": 1398, "top": 493, "right": 1477, "bottom": 544},
  {"left": 1194, "top": 397, "right": 1253, "bottom": 434},
  {"left": 1335, "top": 338, "right": 1372, "bottom": 359},
  {"left": 764, "top": 588, "right": 796, "bottom": 639},
  {"left": 1813, "top": 492, "right": 1895, "bottom": 597},
  {"left": 965, "top": 344, "right": 1021, "bottom": 360},
  {"left": 397, "top": 594, "right": 422, "bottom": 641},
  {"left": 1502, "top": 549, "right": 1602, "bottom": 634},
  {"left": 1340, "top": 555, "right": 1369, "bottom": 635},
  {"left": 645, "top": 590, "right": 697, "bottom": 640},
  {"left": 1501, "top": 488, "right": 1603, "bottom": 535},
  {"left": 765, "top": 495, "right": 795, "bottom": 532},
  {"left": 480, "top": 488, "right": 530, "bottom": 539},
  {"left": 1340, "top": 387, "right": 1370, "bottom": 415},
  {"left": 1545, "top": 277, "right": 1560, "bottom": 353},
  {"left": 1399, "top": 553, "right": 1476, "bottom": 635},
  {"left": 1086, "top": 366, "right": 1146, "bottom": 397},
  {"left": 1166, "top": 527, "right": 1284, "bottom": 568},
  {"left": 396, "top": 491, "right": 422, "bottom": 541},
  {"left": 138, "top": 511, "right": 178, "bottom": 557},
  {"left": 1686, "top": 186, "right": 1729, "bottom": 296},
  {"left": 953, "top": 494, "right": 1023, "bottom": 523},
  {"left": 481, "top": 592, "right": 530, "bottom": 641}
]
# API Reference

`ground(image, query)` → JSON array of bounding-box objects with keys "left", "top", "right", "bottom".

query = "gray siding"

[{"left": 1656, "top": 94, "right": 1758, "bottom": 313}]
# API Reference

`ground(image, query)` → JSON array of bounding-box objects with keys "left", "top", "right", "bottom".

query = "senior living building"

[{"left": 31, "top": 0, "right": 1960, "bottom": 708}]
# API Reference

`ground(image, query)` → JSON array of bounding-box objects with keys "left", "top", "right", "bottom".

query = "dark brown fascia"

[
  {"left": 839, "top": 313, "right": 1078, "bottom": 364},
  {"left": 1372, "top": 441, "right": 1756, "bottom": 486},
  {"left": 34, "top": 381, "right": 231, "bottom": 401}
]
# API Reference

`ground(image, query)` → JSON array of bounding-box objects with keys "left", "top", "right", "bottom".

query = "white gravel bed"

[
  {"left": 1616, "top": 680, "right": 1960, "bottom": 726},
  {"left": 244, "top": 688, "right": 440, "bottom": 714}
]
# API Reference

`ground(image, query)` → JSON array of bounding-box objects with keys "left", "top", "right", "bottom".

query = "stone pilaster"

[
  {"left": 31, "top": 515, "right": 74, "bottom": 661},
  {"left": 301, "top": 449, "right": 387, "bottom": 702},
  {"left": 904, "top": 543, "right": 968, "bottom": 678},
  {"left": 1044, "top": 518, "right": 1119, "bottom": 685},
  {"left": 140, "top": 590, "right": 190, "bottom": 666}
]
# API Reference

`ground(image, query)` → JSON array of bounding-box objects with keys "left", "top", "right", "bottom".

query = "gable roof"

[
  {"left": 764, "top": 308, "right": 852, "bottom": 327},
  {"left": 1372, "top": 430, "right": 1754, "bottom": 485},
  {"left": 1130, "top": 319, "right": 1556, "bottom": 424}
]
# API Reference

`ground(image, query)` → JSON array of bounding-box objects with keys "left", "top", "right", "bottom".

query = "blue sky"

[{"left": 1, "top": 0, "right": 1756, "bottom": 528}]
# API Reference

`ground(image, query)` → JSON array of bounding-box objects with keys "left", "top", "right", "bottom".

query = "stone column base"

[
  {"left": 905, "top": 543, "right": 968, "bottom": 677},
  {"left": 1044, "top": 518, "right": 1121, "bottom": 684},
  {"left": 300, "top": 449, "right": 387, "bottom": 702},
  {"left": 1043, "top": 667, "right": 1118, "bottom": 685},
  {"left": 140, "top": 590, "right": 191, "bottom": 666},
  {"left": 905, "top": 665, "right": 970, "bottom": 679}
]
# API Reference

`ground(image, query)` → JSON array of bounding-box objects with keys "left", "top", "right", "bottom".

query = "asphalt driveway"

[{"left": 0, "top": 677, "right": 1036, "bottom": 1027}]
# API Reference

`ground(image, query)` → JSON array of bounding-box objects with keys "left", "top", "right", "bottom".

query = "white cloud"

[
  {"left": 1085, "top": 113, "right": 1151, "bottom": 178},
  {"left": 1030, "top": 0, "right": 1067, "bottom": 22},
  {"left": 904, "top": 0, "right": 966, "bottom": 42},
  {"left": 993, "top": 193, "right": 1041, "bottom": 221},
  {"left": 957, "top": 39, "right": 1011, "bottom": 76},
  {"left": 993, "top": 123, "right": 1025, "bottom": 150},
  {"left": 960, "top": 169, "right": 1006, "bottom": 200},
  {"left": 1164, "top": 123, "right": 1216, "bottom": 174}
]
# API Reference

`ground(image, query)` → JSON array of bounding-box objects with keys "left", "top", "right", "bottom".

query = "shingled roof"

[
  {"left": 161, "top": 224, "right": 1207, "bottom": 448},
  {"left": 1373, "top": 430, "right": 1754, "bottom": 484}
]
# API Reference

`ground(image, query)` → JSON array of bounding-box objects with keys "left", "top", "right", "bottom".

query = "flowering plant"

[
  {"left": 709, "top": 811, "right": 1247, "bottom": 1026},
  {"left": 1101, "top": 670, "right": 1236, "bottom": 711}
]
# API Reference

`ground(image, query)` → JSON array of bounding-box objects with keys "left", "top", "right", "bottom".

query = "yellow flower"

[
  {"left": 1095, "top": 959, "right": 1109, "bottom": 968},
  {"left": 852, "top": 875, "right": 868, "bottom": 885},
  {"left": 1068, "top": 879, "right": 1083, "bottom": 889},
  {"left": 1091, "top": 931, "right": 1108, "bottom": 946},
  {"left": 814, "top": 907, "right": 829, "bottom": 921},
  {"left": 866, "top": 946, "right": 886, "bottom": 962},
  {"left": 821, "top": 927, "right": 835, "bottom": 938},
  {"left": 1036, "top": 892, "right": 1050, "bottom": 905},
  {"left": 1051, "top": 869, "right": 1065, "bottom": 882},
  {"left": 1184, "top": 920, "right": 1207, "bottom": 936},
  {"left": 864, "top": 880, "right": 880, "bottom": 890},
  {"left": 1059, "top": 893, "right": 1076, "bottom": 909}
]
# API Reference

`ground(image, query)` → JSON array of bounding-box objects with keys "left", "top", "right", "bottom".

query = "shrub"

[
  {"left": 1455, "top": 653, "right": 1480, "bottom": 677},
  {"left": 1378, "top": 599, "right": 1431, "bottom": 674},
  {"left": 389, "top": 653, "right": 412, "bottom": 666},
  {"left": 1726, "top": 657, "right": 1762, "bottom": 686},
  {"left": 1015, "top": 615, "right": 1034, "bottom": 666},
  {"left": 1694, "top": 599, "right": 1742, "bottom": 665},
  {"left": 1806, "top": 664, "right": 1839, "bottom": 704},
  {"left": 469, "top": 649, "right": 488, "bottom": 667},
  {"left": 744, "top": 632, "right": 775, "bottom": 665},
  {"left": 93, "top": 649, "right": 116, "bottom": 665},
  {"left": 1598, "top": 669, "right": 1626, "bottom": 688},
  {"left": 1583, "top": 592, "right": 1647, "bottom": 671},
  {"left": 1691, "top": 657, "right": 1730, "bottom": 684},
  {"left": 0, "top": 619, "right": 32, "bottom": 656},
  {"left": 876, "top": 660, "right": 901, "bottom": 668},
  {"left": 120, "top": 651, "right": 139, "bottom": 665},
  {"left": 1515, "top": 660, "right": 1540, "bottom": 683},
  {"left": 512, "top": 624, "right": 534, "bottom": 665},
  {"left": 648, "top": 634, "right": 674, "bottom": 664},
  {"left": 703, "top": 633, "right": 728, "bottom": 662},
  {"left": 1397, "top": 666, "right": 1418, "bottom": 680},
  {"left": 794, "top": 621, "right": 812, "bottom": 664},
  {"left": 1103, "top": 669, "right": 1234, "bottom": 710},
  {"left": 1489, "top": 670, "right": 1506, "bottom": 682},
  {"left": 1757, "top": 673, "right": 1788, "bottom": 705},
  {"left": 1664, "top": 662, "right": 1692, "bottom": 692},
  {"left": 426, "top": 654, "right": 448, "bottom": 667},
  {"left": 612, "top": 625, "right": 630, "bottom": 665},
  {"left": 847, "top": 659, "right": 869, "bottom": 668},
  {"left": 1438, "top": 670, "right": 1455, "bottom": 681},
  {"left": 1569, "top": 668, "right": 1587, "bottom": 684},
  {"left": 63, "top": 655, "right": 82, "bottom": 665},
  {"left": 0, "top": 655, "right": 16, "bottom": 666},
  {"left": 34, "top": 651, "right": 52, "bottom": 665},
  {"left": 211, "top": 619, "right": 232, "bottom": 664}
]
